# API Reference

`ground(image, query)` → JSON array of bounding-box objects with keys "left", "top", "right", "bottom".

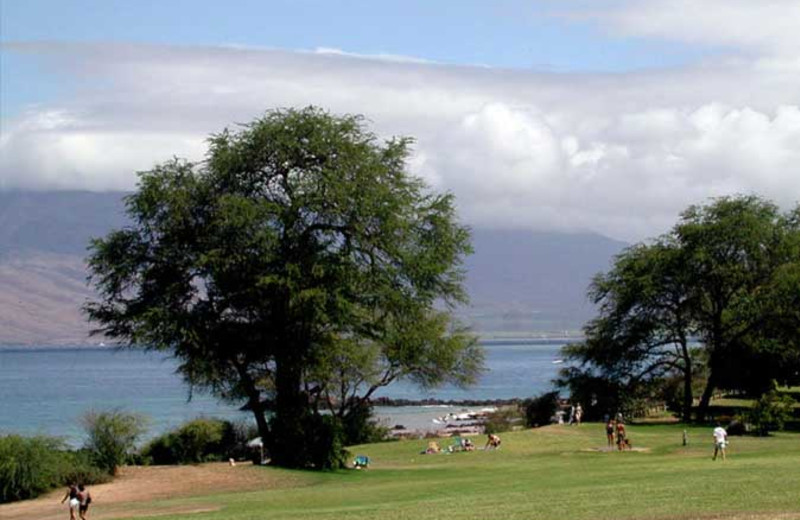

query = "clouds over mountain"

[{"left": 3, "top": 3, "right": 800, "bottom": 241}]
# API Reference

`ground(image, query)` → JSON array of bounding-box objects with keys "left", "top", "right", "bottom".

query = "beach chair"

[{"left": 353, "top": 455, "right": 370, "bottom": 469}]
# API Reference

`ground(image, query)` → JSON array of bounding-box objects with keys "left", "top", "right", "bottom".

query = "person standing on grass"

[
  {"left": 712, "top": 423, "right": 728, "bottom": 460},
  {"left": 575, "top": 403, "right": 583, "bottom": 426},
  {"left": 61, "top": 483, "right": 79, "bottom": 520},
  {"left": 606, "top": 419, "right": 615, "bottom": 448},
  {"left": 616, "top": 421, "right": 627, "bottom": 451}
]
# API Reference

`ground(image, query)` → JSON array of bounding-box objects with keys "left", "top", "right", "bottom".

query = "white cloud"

[
  {"left": 2, "top": 42, "right": 800, "bottom": 241},
  {"left": 563, "top": 0, "right": 800, "bottom": 57}
]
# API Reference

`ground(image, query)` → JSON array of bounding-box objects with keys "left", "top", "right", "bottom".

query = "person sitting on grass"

[
  {"left": 485, "top": 433, "right": 501, "bottom": 450},
  {"left": 462, "top": 437, "right": 475, "bottom": 451},
  {"left": 712, "top": 423, "right": 728, "bottom": 461},
  {"left": 423, "top": 441, "right": 441, "bottom": 454}
]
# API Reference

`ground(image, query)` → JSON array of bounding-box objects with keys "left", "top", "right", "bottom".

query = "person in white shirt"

[{"left": 712, "top": 423, "right": 728, "bottom": 460}]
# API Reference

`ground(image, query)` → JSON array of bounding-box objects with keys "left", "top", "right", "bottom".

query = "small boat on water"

[{"left": 432, "top": 407, "right": 497, "bottom": 426}]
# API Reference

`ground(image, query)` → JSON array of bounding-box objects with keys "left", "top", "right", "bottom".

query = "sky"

[{"left": 2, "top": 0, "right": 800, "bottom": 241}]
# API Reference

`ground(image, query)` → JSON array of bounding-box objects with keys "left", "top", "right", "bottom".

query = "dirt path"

[{"left": 0, "top": 462, "right": 301, "bottom": 520}]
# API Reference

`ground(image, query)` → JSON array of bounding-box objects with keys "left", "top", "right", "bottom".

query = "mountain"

[
  {"left": 0, "top": 192, "right": 129, "bottom": 344},
  {"left": 0, "top": 191, "right": 626, "bottom": 345},
  {"left": 0, "top": 191, "right": 128, "bottom": 257},
  {"left": 464, "top": 229, "right": 626, "bottom": 335}
]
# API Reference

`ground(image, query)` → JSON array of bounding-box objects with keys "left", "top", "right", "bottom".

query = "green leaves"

[
  {"left": 565, "top": 195, "right": 800, "bottom": 421},
  {"left": 81, "top": 410, "right": 148, "bottom": 475},
  {"left": 86, "top": 107, "right": 480, "bottom": 468}
]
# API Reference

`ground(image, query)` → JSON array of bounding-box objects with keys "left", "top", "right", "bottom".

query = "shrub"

[
  {"left": 224, "top": 420, "right": 260, "bottom": 461},
  {"left": 341, "top": 401, "right": 390, "bottom": 445},
  {"left": 726, "top": 418, "right": 748, "bottom": 436},
  {"left": 0, "top": 436, "right": 111, "bottom": 504},
  {"left": 484, "top": 407, "right": 523, "bottom": 434},
  {"left": 82, "top": 410, "right": 148, "bottom": 475},
  {"left": 59, "top": 450, "right": 112, "bottom": 487},
  {"left": 142, "top": 418, "right": 256, "bottom": 465},
  {"left": 524, "top": 391, "right": 560, "bottom": 428},
  {"left": 0, "top": 435, "right": 64, "bottom": 503},
  {"left": 748, "top": 390, "right": 794, "bottom": 436},
  {"left": 306, "top": 414, "right": 349, "bottom": 470}
]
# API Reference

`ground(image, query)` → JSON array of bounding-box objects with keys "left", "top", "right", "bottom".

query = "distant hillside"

[
  {"left": 0, "top": 191, "right": 626, "bottom": 345},
  {"left": 464, "top": 229, "right": 626, "bottom": 335},
  {"left": 0, "top": 191, "right": 130, "bottom": 344},
  {"left": 0, "top": 191, "right": 128, "bottom": 257}
]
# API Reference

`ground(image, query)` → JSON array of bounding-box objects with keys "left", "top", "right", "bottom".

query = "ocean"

[{"left": 0, "top": 340, "right": 567, "bottom": 445}]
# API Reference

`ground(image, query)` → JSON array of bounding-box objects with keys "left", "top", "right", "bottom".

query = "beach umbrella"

[{"left": 247, "top": 437, "right": 265, "bottom": 464}]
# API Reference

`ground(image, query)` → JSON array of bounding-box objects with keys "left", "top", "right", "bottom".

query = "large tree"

[
  {"left": 562, "top": 195, "right": 800, "bottom": 422},
  {"left": 562, "top": 239, "right": 696, "bottom": 421},
  {"left": 676, "top": 196, "right": 800, "bottom": 418},
  {"left": 86, "top": 107, "right": 482, "bottom": 468}
]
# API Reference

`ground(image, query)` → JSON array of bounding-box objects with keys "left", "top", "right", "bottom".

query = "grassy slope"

[{"left": 118, "top": 424, "right": 800, "bottom": 520}]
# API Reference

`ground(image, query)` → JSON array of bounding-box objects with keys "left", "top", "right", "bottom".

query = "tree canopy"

[
  {"left": 561, "top": 195, "right": 800, "bottom": 421},
  {"left": 86, "top": 107, "right": 482, "bottom": 468}
]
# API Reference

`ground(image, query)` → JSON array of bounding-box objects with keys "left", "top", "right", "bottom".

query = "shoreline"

[
  {"left": 371, "top": 396, "right": 526, "bottom": 407},
  {"left": 0, "top": 334, "right": 582, "bottom": 350}
]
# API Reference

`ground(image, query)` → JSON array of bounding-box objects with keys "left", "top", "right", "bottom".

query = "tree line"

[{"left": 560, "top": 195, "right": 800, "bottom": 422}]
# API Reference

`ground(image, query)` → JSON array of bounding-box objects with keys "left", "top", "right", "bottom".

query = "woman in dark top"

[{"left": 61, "top": 483, "right": 79, "bottom": 520}]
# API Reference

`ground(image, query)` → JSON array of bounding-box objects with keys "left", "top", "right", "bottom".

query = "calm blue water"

[{"left": 0, "top": 341, "right": 566, "bottom": 445}]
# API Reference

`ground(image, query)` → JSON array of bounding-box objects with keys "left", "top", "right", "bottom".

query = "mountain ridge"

[{"left": 0, "top": 191, "right": 626, "bottom": 345}]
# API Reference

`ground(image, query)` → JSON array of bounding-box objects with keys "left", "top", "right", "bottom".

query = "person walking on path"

[
  {"left": 712, "top": 423, "right": 728, "bottom": 461},
  {"left": 61, "top": 483, "right": 79, "bottom": 520},
  {"left": 77, "top": 484, "right": 92, "bottom": 520}
]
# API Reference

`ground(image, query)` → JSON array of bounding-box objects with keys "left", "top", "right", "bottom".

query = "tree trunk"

[
  {"left": 245, "top": 390, "right": 270, "bottom": 449},
  {"left": 270, "top": 349, "right": 308, "bottom": 468},
  {"left": 680, "top": 340, "right": 693, "bottom": 422},
  {"left": 682, "top": 366, "right": 693, "bottom": 422},
  {"left": 234, "top": 363, "right": 271, "bottom": 449},
  {"left": 697, "top": 373, "right": 716, "bottom": 422}
]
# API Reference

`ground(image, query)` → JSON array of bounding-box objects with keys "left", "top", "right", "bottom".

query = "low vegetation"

[
  {"left": 142, "top": 418, "right": 256, "bottom": 465},
  {"left": 82, "top": 410, "right": 148, "bottom": 475},
  {"left": 0, "top": 435, "right": 109, "bottom": 504}
]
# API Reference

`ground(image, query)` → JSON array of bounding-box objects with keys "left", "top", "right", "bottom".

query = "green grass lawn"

[{"left": 117, "top": 424, "right": 800, "bottom": 520}]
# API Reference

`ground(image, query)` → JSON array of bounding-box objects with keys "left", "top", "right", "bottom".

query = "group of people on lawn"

[
  {"left": 422, "top": 433, "right": 500, "bottom": 454},
  {"left": 605, "top": 416, "right": 631, "bottom": 451},
  {"left": 604, "top": 415, "right": 729, "bottom": 458}
]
